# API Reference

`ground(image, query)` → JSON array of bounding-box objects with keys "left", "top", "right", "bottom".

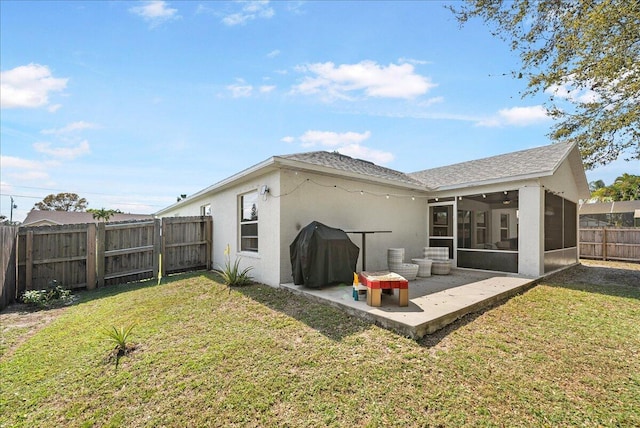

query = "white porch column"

[{"left": 518, "top": 185, "right": 544, "bottom": 277}]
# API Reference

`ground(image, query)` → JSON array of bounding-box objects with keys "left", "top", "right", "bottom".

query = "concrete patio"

[{"left": 280, "top": 269, "right": 537, "bottom": 339}]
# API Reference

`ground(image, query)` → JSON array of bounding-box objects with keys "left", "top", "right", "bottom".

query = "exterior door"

[{"left": 429, "top": 204, "right": 455, "bottom": 259}]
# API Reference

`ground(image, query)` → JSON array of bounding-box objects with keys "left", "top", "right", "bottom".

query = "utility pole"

[{"left": 10, "top": 196, "right": 17, "bottom": 223}]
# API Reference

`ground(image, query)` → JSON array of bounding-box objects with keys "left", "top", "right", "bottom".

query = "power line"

[{"left": 0, "top": 193, "right": 166, "bottom": 207}]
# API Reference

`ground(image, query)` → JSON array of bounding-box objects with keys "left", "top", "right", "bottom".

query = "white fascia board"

[
  {"left": 155, "top": 157, "right": 278, "bottom": 215},
  {"left": 273, "top": 157, "right": 430, "bottom": 193},
  {"left": 433, "top": 171, "right": 553, "bottom": 192}
]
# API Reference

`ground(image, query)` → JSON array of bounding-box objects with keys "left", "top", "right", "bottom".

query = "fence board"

[
  {"left": 580, "top": 228, "right": 640, "bottom": 262},
  {"left": 18, "top": 224, "right": 89, "bottom": 291},
  {"left": 0, "top": 226, "right": 19, "bottom": 311},
  {"left": 102, "top": 220, "right": 158, "bottom": 286},
  {"left": 162, "top": 216, "right": 212, "bottom": 276},
  {"left": 12, "top": 217, "right": 210, "bottom": 295}
]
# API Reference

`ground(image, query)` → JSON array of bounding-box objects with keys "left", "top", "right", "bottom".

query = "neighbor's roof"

[
  {"left": 277, "top": 151, "right": 426, "bottom": 188},
  {"left": 23, "top": 210, "right": 153, "bottom": 226},
  {"left": 409, "top": 141, "right": 581, "bottom": 191},
  {"left": 579, "top": 200, "right": 640, "bottom": 215}
]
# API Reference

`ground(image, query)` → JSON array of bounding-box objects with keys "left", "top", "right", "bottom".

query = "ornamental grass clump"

[
  {"left": 102, "top": 324, "right": 136, "bottom": 368},
  {"left": 219, "top": 244, "right": 253, "bottom": 287}
]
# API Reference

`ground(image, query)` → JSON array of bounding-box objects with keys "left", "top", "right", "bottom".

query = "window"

[
  {"left": 240, "top": 191, "right": 258, "bottom": 252},
  {"left": 500, "top": 214, "right": 509, "bottom": 241},
  {"left": 476, "top": 211, "right": 487, "bottom": 245},
  {"left": 201, "top": 204, "right": 211, "bottom": 216}
]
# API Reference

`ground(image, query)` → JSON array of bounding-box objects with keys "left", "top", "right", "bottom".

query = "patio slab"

[{"left": 280, "top": 269, "right": 536, "bottom": 338}]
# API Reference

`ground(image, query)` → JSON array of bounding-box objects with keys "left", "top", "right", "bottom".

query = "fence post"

[
  {"left": 161, "top": 218, "right": 167, "bottom": 278},
  {"left": 96, "top": 223, "right": 105, "bottom": 288},
  {"left": 86, "top": 223, "right": 97, "bottom": 290},
  {"left": 206, "top": 216, "right": 212, "bottom": 270},
  {"left": 25, "top": 230, "right": 33, "bottom": 291},
  {"left": 153, "top": 218, "right": 161, "bottom": 280},
  {"left": 603, "top": 228, "right": 607, "bottom": 261}
]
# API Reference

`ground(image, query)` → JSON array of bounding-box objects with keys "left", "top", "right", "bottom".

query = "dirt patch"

[
  {"left": 0, "top": 303, "right": 70, "bottom": 359},
  {"left": 547, "top": 259, "right": 640, "bottom": 288}
]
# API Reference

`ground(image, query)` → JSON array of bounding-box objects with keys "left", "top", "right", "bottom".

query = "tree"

[
  {"left": 590, "top": 173, "right": 640, "bottom": 201},
  {"left": 450, "top": 0, "right": 640, "bottom": 169},
  {"left": 34, "top": 193, "right": 88, "bottom": 211},
  {"left": 88, "top": 208, "right": 122, "bottom": 222},
  {"left": 589, "top": 179, "right": 606, "bottom": 193}
]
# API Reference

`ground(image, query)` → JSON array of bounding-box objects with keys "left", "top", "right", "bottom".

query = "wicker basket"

[{"left": 388, "top": 263, "right": 419, "bottom": 281}]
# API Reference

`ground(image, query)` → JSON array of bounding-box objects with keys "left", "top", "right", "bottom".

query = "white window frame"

[{"left": 239, "top": 191, "right": 258, "bottom": 253}]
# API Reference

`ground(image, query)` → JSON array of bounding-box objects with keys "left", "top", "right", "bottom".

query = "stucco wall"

[
  {"left": 540, "top": 160, "right": 582, "bottom": 203},
  {"left": 278, "top": 169, "right": 428, "bottom": 285},
  {"left": 157, "top": 170, "right": 282, "bottom": 287}
]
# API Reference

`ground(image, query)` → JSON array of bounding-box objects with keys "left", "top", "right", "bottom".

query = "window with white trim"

[{"left": 240, "top": 191, "right": 258, "bottom": 252}]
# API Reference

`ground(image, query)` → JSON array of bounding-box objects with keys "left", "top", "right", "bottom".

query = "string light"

[{"left": 271, "top": 174, "right": 430, "bottom": 201}]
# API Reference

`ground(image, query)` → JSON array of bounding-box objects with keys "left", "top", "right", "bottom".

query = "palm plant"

[{"left": 102, "top": 324, "right": 135, "bottom": 356}]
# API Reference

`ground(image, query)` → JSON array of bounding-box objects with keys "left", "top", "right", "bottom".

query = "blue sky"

[{"left": 1, "top": 1, "right": 636, "bottom": 222}]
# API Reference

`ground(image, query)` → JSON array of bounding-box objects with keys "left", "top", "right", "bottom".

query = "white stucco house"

[{"left": 155, "top": 141, "right": 589, "bottom": 287}]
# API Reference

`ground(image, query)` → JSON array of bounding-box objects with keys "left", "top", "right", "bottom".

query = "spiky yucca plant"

[{"left": 219, "top": 244, "right": 253, "bottom": 287}]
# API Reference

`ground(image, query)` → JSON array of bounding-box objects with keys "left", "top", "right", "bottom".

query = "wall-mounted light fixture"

[{"left": 259, "top": 185, "right": 270, "bottom": 195}]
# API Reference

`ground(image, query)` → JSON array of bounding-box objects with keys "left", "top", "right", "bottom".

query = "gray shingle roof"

[
  {"left": 23, "top": 210, "right": 153, "bottom": 226},
  {"left": 277, "top": 151, "right": 426, "bottom": 187},
  {"left": 409, "top": 142, "right": 574, "bottom": 189}
]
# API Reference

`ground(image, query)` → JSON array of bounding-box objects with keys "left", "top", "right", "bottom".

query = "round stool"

[{"left": 411, "top": 258, "right": 433, "bottom": 277}]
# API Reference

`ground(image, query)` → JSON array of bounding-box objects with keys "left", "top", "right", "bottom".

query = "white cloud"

[
  {"left": 10, "top": 170, "right": 50, "bottom": 181},
  {"left": 41, "top": 121, "right": 99, "bottom": 135},
  {"left": 33, "top": 140, "right": 91, "bottom": 160},
  {"left": 284, "top": 130, "right": 394, "bottom": 165},
  {"left": 336, "top": 144, "right": 394, "bottom": 165},
  {"left": 476, "top": 105, "right": 551, "bottom": 127},
  {"left": 259, "top": 85, "right": 276, "bottom": 93},
  {"left": 222, "top": 1, "right": 274, "bottom": 26},
  {"left": 227, "top": 79, "right": 253, "bottom": 98},
  {"left": 292, "top": 60, "right": 436, "bottom": 101},
  {"left": 267, "top": 49, "right": 280, "bottom": 58},
  {"left": 129, "top": 1, "right": 179, "bottom": 27},
  {"left": 48, "top": 104, "right": 62, "bottom": 113},
  {"left": 281, "top": 136, "right": 295, "bottom": 143},
  {"left": 299, "top": 130, "right": 372, "bottom": 148},
  {"left": 0, "top": 155, "right": 58, "bottom": 181},
  {"left": 0, "top": 64, "right": 68, "bottom": 109},
  {"left": 398, "top": 57, "right": 430, "bottom": 66},
  {"left": 546, "top": 81, "right": 601, "bottom": 104}
]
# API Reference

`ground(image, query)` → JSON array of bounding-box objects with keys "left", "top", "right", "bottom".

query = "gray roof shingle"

[
  {"left": 277, "top": 151, "right": 426, "bottom": 187},
  {"left": 408, "top": 142, "right": 574, "bottom": 189},
  {"left": 23, "top": 210, "right": 153, "bottom": 226}
]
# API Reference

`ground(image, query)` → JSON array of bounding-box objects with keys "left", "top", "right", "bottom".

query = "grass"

[{"left": 1, "top": 267, "right": 639, "bottom": 427}]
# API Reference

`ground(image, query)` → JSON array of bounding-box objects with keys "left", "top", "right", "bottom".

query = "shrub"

[
  {"left": 21, "top": 280, "right": 73, "bottom": 308},
  {"left": 218, "top": 244, "right": 253, "bottom": 287},
  {"left": 102, "top": 324, "right": 136, "bottom": 354}
]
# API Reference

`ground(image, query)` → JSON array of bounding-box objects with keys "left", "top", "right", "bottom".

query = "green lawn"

[{"left": 1, "top": 266, "right": 639, "bottom": 427}]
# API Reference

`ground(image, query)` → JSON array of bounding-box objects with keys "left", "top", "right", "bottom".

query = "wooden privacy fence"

[
  {"left": 1, "top": 226, "right": 19, "bottom": 311},
  {"left": 3, "top": 216, "right": 212, "bottom": 305},
  {"left": 579, "top": 228, "right": 640, "bottom": 262},
  {"left": 161, "top": 216, "right": 212, "bottom": 276}
]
